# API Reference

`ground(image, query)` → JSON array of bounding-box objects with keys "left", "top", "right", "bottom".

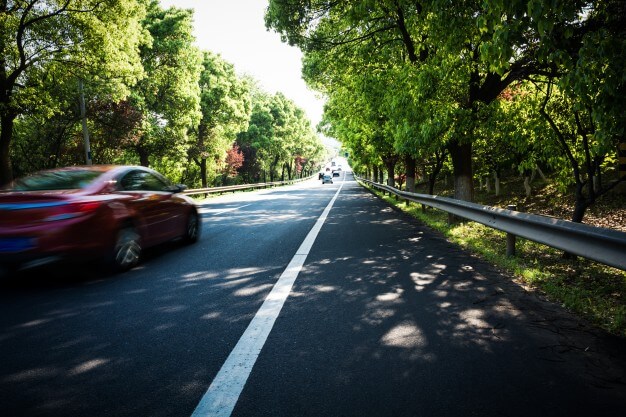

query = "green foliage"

[
  {"left": 129, "top": 0, "right": 202, "bottom": 167},
  {"left": 6, "top": 0, "right": 622, "bottom": 216},
  {"left": 0, "top": 0, "right": 148, "bottom": 183},
  {"left": 237, "top": 87, "right": 324, "bottom": 182},
  {"left": 267, "top": 0, "right": 626, "bottom": 219},
  {"left": 2, "top": 1, "right": 325, "bottom": 189},
  {"left": 185, "top": 51, "right": 250, "bottom": 187}
]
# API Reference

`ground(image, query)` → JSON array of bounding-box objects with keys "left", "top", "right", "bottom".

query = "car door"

[{"left": 119, "top": 170, "right": 182, "bottom": 245}]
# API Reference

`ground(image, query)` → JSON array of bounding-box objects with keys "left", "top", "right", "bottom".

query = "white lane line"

[{"left": 190, "top": 183, "right": 344, "bottom": 417}]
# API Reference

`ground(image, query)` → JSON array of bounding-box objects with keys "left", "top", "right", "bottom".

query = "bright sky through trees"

[{"left": 159, "top": 0, "right": 325, "bottom": 128}]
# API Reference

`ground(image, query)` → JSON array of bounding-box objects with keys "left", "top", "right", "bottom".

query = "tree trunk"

[
  {"left": 0, "top": 112, "right": 16, "bottom": 186},
  {"left": 448, "top": 140, "right": 473, "bottom": 201},
  {"left": 138, "top": 147, "right": 150, "bottom": 167},
  {"left": 617, "top": 140, "right": 626, "bottom": 194},
  {"left": 494, "top": 172, "right": 500, "bottom": 196},
  {"left": 373, "top": 165, "right": 380, "bottom": 183},
  {"left": 382, "top": 154, "right": 398, "bottom": 188},
  {"left": 387, "top": 164, "right": 395, "bottom": 187},
  {"left": 270, "top": 155, "right": 280, "bottom": 182},
  {"left": 524, "top": 176, "right": 531, "bottom": 197},
  {"left": 405, "top": 154, "right": 416, "bottom": 193},
  {"left": 427, "top": 176, "right": 436, "bottom": 195},
  {"left": 571, "top": 180, "right": 593, "bottom": 224},
  {"left": 536, "top": 165, "right": 547, "bottom": 181},
  {"left": 200, "top": 158, "right": 207, "bottom": 188}
]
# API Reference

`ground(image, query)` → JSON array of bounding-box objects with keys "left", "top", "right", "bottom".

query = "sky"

[{"left": 159, "top": 0, "right": 326, "bottom": 129}]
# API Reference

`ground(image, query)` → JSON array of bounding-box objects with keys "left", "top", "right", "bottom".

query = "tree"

[
  {"left": 0, "top": 0, "right": 147, "bottom": 184},
  {"left": 237, "top": 89, "right": 274, "bottom": 182},
  {"left": 188, "top": 51, "right": 250, "bottom": 187},
  {"left": 267, "top": 0, "right": 556, "bottom": 202},
  {"left": 223, "top": 144, "right": 244, "bottom": 179},
  {"left": 129, "top": 0, "right": 202, "bottom": 170},
  {"left": 539, "top": 78, "right": 623, "bottom": 223},
  {"left": 238, "top": 87, "right": 324, "bottom": 183},
  {"left": 481, "top": 0, "right": 626, "bottom": 222}
]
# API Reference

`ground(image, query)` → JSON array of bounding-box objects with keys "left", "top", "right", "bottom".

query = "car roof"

[{"left": 6, "top": 165, "right": 162, "bottom": 193}]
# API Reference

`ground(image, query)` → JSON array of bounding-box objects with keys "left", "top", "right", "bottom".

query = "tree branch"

[{"left": 539, "top": 79, "right": 582, "bottom": 186}]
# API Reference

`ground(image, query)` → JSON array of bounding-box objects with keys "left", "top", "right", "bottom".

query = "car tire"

[
  {"left": 109, "top": 227, "right": 141, "bottom": 272},
  {"left": 182, "top": 210, "right": 200, "bottom": 244}
]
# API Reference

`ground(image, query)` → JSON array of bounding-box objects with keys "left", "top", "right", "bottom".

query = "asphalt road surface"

[{"left": 1, "top": 171, "right": 625, "bottom": 417}]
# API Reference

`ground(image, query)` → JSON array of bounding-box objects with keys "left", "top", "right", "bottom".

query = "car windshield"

[{"left": 10, "top": 170, "right": 103, "bottom": 191}]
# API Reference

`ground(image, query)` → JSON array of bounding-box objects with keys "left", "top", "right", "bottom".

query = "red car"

[{"left": 0, "top": 165, "right": 200, "bottom": 273}]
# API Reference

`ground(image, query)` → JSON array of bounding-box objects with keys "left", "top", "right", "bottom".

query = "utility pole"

[{"left": 78, "top": 79, "right": 92, "bottom": 165}]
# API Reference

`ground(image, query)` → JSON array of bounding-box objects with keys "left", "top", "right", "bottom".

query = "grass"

[{"left": 362, "top": 182, "right": 626, "bottom": 338}]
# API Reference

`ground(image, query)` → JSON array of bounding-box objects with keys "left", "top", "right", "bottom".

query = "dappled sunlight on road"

[
  {"left": 233, "top": 283, "right": 274, "bottom": 297},
  {"left": 411, "top": 268, "right": 442, "bottom": 292},
  {"left": 196, "top": 190, "right": 324, "bottom": 230},
  {"left": 195, "top": 180, "right": 333, "bottom": 207},
  {"left": 380, "top": 321, "right": 435, "bottom": 362},
  {"left": 68, "top": 358, "right": 110, "bottom": 376},
  {"left": 256, "top": 177, "right": 563, "bottom": 411},
  {"left": 0, "top": 245, "right": 291, "bottom": 416},
  {"left": 3, "top": 172, "right": 625, "bottom": 416},
  {"left": 180, "top": 270, "right": 220, "bottom": 282},
  {"left": 181, "top": 266, "right": 269, "bottom": 284}
]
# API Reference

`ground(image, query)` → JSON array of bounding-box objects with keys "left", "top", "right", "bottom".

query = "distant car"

[
  {"left": 0, "top": 165, "right": 200, "bottom": 273},
  {"left": 322, "top": 174, "right": 333, "bottom": 184},
  {"left": 332, "top": 170, "right": 340, "bottom": 177}
]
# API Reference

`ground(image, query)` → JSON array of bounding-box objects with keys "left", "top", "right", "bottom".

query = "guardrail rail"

[
  {"left": 181, "top": 175, "right": 314, "bottom": 197},
  {"left": 356, "top": 176, "right": 626, "bottom": 271}
]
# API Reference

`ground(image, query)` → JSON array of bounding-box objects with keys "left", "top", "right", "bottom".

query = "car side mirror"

[{"left": 165, "top": 184, "right": 187, "bottom": 193}]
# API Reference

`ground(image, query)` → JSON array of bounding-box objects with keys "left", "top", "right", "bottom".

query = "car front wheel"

[{"left": 182, "top": 211, "right": 200, "bottom": 244}]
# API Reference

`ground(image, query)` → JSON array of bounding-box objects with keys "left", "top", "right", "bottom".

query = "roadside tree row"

[
  {"left": 266, "top": 0, "right": 625, "bottom": 223},
  {"left": 0, "top": 0, "right": 326, "bottom": 188}
]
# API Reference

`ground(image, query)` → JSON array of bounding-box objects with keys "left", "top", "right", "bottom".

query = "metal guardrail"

[
  {"left": 357, "top": 176, "right": 626, "bottom": 271},
  {"left": 182, "top": 175, "right": 314, "bottom": 197}
]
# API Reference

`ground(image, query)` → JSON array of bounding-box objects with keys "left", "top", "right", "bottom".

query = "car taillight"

[{"left": 42, "top": 201, "right": 101, "bottom": 222}]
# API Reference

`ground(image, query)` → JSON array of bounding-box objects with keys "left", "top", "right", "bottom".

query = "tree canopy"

[
  {"left": 0, "top": 0, "right": 148, "bottom": 184},
  {"left": 267, "top": 0, "right": 626, "bottom": 222},
  {"left": 1, "top": 0, "right": 327, "bottom": 188}
]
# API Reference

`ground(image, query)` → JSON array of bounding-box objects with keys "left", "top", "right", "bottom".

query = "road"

[{"left": 1, "top": 172, "right": 625, "bottom": 417}]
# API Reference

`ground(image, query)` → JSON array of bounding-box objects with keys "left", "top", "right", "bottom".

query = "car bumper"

[{"left": 0, "top": 217, "right": 114, "bottom": 267}]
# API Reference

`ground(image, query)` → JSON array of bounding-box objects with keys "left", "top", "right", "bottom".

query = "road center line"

[{"left": 190, "top": 183, "right": 344, "bottom": 417}]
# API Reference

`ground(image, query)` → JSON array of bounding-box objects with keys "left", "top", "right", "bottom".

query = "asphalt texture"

[{"left": 1, "top": 172, "right": 625, "bottom": 417}]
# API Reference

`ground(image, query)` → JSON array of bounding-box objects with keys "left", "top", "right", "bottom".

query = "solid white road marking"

[{"left": 190, "top": 183, "right": 344, "bottom": 417}]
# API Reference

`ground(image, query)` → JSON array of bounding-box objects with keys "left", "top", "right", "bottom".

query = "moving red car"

[{"left": 0, "top": 165, "right": 200, "bottom": 273}]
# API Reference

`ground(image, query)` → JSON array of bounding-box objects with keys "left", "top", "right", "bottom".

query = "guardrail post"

[{"left": 506, "top": 204, "right": 517, "bottom": 256}]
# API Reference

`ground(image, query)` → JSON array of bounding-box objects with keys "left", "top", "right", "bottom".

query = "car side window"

[
  {"left": 120, "top": 171, "right": 145, "bottom": 191},
  {"left": 120, "top": 171, "right": 168, "bottom": 192},
  {"left": 142, "top": 173, "right": 168, "bottom": 191}
]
